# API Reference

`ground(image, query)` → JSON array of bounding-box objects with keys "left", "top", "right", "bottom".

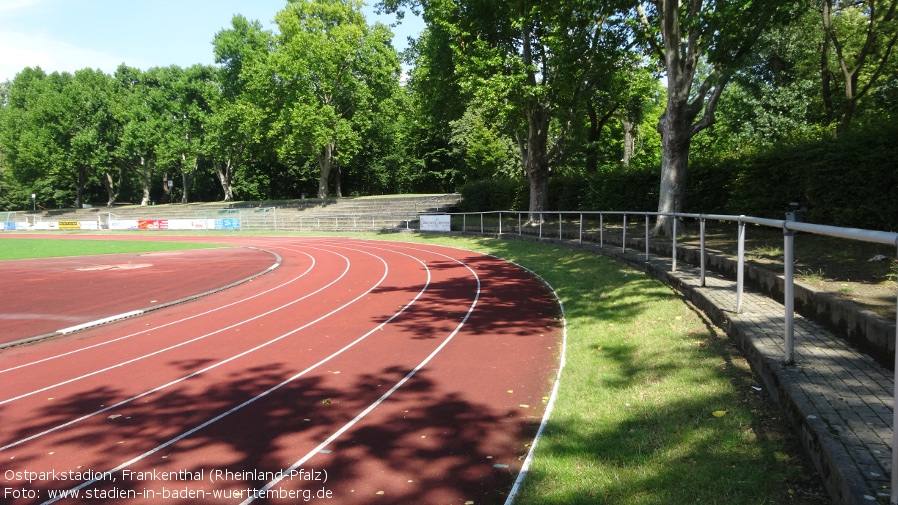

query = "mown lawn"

[{"left": 0, "top": 237, "right": 223, "bottom": 260}]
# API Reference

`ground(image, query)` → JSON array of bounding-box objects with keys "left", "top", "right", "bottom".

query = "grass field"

[
  {"left": 0, "top": 233, "right": 830, "bottom": 504},
  {"left": 0, "top": 237, "right": 224, "bottom": 260}
]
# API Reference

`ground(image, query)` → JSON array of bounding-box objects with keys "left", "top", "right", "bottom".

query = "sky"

[{"left": 0, "top": 0, "right": 425, "bottom": 83}]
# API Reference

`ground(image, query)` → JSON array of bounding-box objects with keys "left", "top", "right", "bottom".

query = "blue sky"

[{"left": 0, "top": 0, "right": 425, "bottom": 83}]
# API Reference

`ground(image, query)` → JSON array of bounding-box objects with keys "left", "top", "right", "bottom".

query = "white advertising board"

[{"left": 420, "top": 214, "right": 451, "bottom": 232}]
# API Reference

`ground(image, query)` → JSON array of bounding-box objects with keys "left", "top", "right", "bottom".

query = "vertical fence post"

[
  {"left": 559, "top": 213, "right": 562, "bottom": 240},
  {"left": 622, "top": 214, "right": 627, "bottom": 253},
  {"left": 645, "top": 214, "right": 650, "bottom": 261},
  {"left": 736, "top": 218, "right": 746, "bottom": 313},
  {"left": 539, "top": 213, "right": 543, "bottom": 240},
  {"left": 672, "top": 216, "right": 678, "bottom": 272},
  {"left": 783, "top": 227, "right": 795, "bottom": 364},
  {"left": 463, "top": 214, "right": 466, "bottom": 232},
  {"left": 480, "top": 213, "right": 484, "bottom": 234},
  {"left": 499, "top": 211, "right": 502, "bottom": 235},
  {"left": 579, "top": 213, "right": 584, "bottom": 244},
  {"left": 600, "top": 213, "right": 604, "bottom": 248},
  {"left": 892, "top": 244, "right": 898, "bottom": 505},
  {"left": 700, "top": 218, "right": 707, "bottom": 287},
  {"left": 518, "top": 212, "right": 522, "bottom": 236}
]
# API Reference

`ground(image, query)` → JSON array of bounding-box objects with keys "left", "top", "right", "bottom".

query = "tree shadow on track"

[{"left": 5, "top": 361, "right": 534, "bottom": 505}]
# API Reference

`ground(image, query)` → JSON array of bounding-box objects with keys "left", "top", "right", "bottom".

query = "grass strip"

[
  {"left": 0, "top": 237, "right": 223, "bottom": 260},
  {"left": 384, "top": 233, "right": 828, "bottom": 505}
]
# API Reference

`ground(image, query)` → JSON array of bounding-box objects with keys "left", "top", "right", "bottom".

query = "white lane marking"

[
  {"left": 243, "top": 242, "right": 482, "bottom": 503},
  {"left": 501, "top": 265, "right": 567, "bottom": 505},
  {"left": 0, "top": 247, "right": 302, "bottom": 375},
  {"left": 323, "top": 238, "right": 569, "bottom": 505},
  {"left": 39, "top": 246, "right": 435, "bottom": 505},
  {"left": 57, "top": 311, "right": 144, "bottom": 334},
  {"left": 1, "top": 245, "right": 418, "bottom": 452},
  {"left": 0, "top": 248, "right": 348, "bottom": 405}
]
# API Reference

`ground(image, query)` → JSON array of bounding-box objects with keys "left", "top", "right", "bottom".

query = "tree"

[
  {"left": 386, "top": 0, "right": 632, "bottom": 223},
  {"left": 153, "top": 65, "right": 216, "bottom": 203},
  {"left": 821, "top": 0, "right": 898, "bottom": 133},
  {"left": 271, "top": 0, "right": 401, "bottom": 199},
  {"left": 211, "top": 15, "right": 277, "bottom": 201},
  {"left": 0, "top": 67, "right": 116, "bottom": 208},
  {"left": 634, "top": 0, "right": 792, "bottom": 234}
]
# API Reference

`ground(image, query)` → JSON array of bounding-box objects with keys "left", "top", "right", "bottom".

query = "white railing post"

[
  {"left": 600, "top": 213, "right": 604, "bottom": 248},
  {"left": 518, "top": 212, "right": 522, "bottom": 236},
  {"left": 892, "top": 244, "right": 898, "bottom": 505},
  {"left": 579, "top": 213, "right": 584, "bottom": 244},
  {"left": 480, "top": 213, "right": 484, "bottom": 234},
  {"left": 700, "top": 218, "right": 707, "bottom": 287},
  {"left": 622, "top": 214, "right": 627, "bottom": 253},
  {"left": 783, "top": 227, "right": 795, "bottom": 364},
  {"left": 559, "top": 213, "right": 562, "bottom": 240},
  {"left": 499, "top": 211, "right": 502, "bottom": 235},
  {"left": 645, "top": 214, "right": 650, "bottom": 261},
  {"left": 736, "top": 217, "right": 746, "bottom": 313},
  {"left": 672, "top": 216, "right": 678, "bottom": 272}
]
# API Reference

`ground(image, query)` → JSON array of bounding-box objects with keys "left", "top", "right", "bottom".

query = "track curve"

[{"left": 0, "top": 236, "right": 562, "bottom": 505}]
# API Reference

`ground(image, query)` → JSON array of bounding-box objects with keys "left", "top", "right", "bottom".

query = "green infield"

[{"left": 0, "top": 237, "right": 223, "bottom": 260}]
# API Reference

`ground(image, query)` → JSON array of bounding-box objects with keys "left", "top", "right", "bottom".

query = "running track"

[{"left": 0, "top": 235, "right": 563, "bottom": 505}]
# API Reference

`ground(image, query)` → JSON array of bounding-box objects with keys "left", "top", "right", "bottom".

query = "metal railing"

[{"left": 438, "top": 208, "right": 898, "bottom": 503}]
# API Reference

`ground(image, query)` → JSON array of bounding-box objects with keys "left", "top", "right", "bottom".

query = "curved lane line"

[
  {"left": 0, "top": 247, "right": 351, "bottom": 405},
  {"left": 0, "top": 248, "right": 312, "bottom": 375},
  {"left": 244, "top": 242, "right": 482, "bottom": 503},
  {"left": 38, "top": 244, "right": 436, "bottom": 505},
  {"left": 2, "top": 244, "right": 425, "bottom": 453},
  {"left": 1, "top": 247, "right": 283, "bottom": 349}
]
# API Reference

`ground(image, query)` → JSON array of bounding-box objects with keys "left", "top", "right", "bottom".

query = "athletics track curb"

[{"left": 1, "top": 247, "right": 282, "bottom": 350}]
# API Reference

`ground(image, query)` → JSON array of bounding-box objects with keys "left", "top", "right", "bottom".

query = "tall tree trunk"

[
  {"left": 214, "top": 158, "right": 235, "bottom": 202},
  {"left": 621, "top": 116, "right": 636, "bottom": 168},
  {"left": 102, "top": 166, "right": 123, "bottom": 207},
  {"left": 654, "top": 105, "right": 690, "bottom": 235},
  {"left": 138, "top": 156, "right": 152, "bottom": 206},
  {"left": 181, "top": 156, "right": 197, "bottom": 204},
  {"left": 522, "top": 102, "right": 551, "bottom": 224},
  {"left": 317, "top": 142, "right": 334, "bottom": 199},
  {"left": 74, "top": 166, "right": 87, "bottom": 208}
]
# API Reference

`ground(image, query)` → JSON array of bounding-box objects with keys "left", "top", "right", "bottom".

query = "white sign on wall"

[{"left": 420, "top": 214, "right": 451, "bottom": 232}]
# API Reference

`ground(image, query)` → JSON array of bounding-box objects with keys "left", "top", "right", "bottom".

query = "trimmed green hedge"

[{"left": 458, "top": 122, "right": 897, "bottom": 231}]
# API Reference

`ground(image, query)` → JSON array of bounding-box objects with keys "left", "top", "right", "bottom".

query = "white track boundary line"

[
  {"left": 39, "top": 246, "right": 437, "bottom": 505},
  {"left": 0, "top": 246, "right": 393, "bottom": 451},
  {"left": 243, "top": 243, "right": 482, "bottom": 503},
  {"left": 0, "top": 247, "right": 310, "bottom": 375},
  {"left": 325, "top": 239, "right": 568, "bottom": 505},
  {"left": 0, "top": 245, "right": 354, "bottom": 406}
]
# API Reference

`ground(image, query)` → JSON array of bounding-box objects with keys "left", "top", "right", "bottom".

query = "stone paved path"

[{"left": 591, "top": 240, "right": 894, "bottom": 505}]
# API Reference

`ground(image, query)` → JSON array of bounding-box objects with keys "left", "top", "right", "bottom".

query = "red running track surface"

[
  {"left": 0, "top": 238, "right": 278, "bottom": 346},
  {"left": 0, "top": 236, "right": 563, "bottom": 505}
]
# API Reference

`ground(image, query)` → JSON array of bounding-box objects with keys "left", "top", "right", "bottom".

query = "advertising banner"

[
  {"left": 167, "top": 219, "right": 209, "bottom": 230},
  {"left": 420, "top": 214, "right": 451, "bottom": 232},
  {"left": 58, "top": 221, "right": 81, "bottom": 230},
  {"left": 214, "top": 218, "right": 240, "bottom": 230},
  {"left": 109, "top": 220, "right": 139, "bottom": 231},
  {"left": 138, "top": 219, "right": 169, "bottom": 230}
]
